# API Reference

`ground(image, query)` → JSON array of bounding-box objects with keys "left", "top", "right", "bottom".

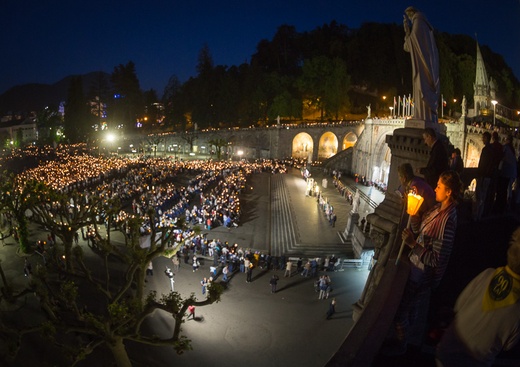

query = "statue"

[
  {"left": 366, "top": 104, "right": 371, "bottom": 118},
  {"left": 461, "top": 95, "right": 467, "bottom": 116},
  {"left": 352, "top": 189, "right": 360, "bottom": 213},
  {"left": 403, "top": 7, "right": 440, "bottom": 123}
]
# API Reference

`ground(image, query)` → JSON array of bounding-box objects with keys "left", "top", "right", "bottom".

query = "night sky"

[{"left": 2, "top": 0, "right": 519, "bottom": 98}]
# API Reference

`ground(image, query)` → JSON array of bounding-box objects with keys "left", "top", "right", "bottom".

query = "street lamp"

[
  {"left": 97, "top": 132, "right": 117, "bottom": 156},
  {"left": 491, "top": 100, "right": 498, "bottom": 126}
]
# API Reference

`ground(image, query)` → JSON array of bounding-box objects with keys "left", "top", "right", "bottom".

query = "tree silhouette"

[
  {"left": 64, "top": 76, "right": 92, "bottom": 143},
  {"left": 30, "top": 186, "right": 105, "bottom": 271},
  {"left": 110, "top": 61, "right": 143, "bottom": 132},
  {"left": 207, "top": 138, "right": 228, "bottom": 160},
  {"left": 0, "top": 173, "right": 42, "bottom": 253},
  {"left": 1, "top": 185, "right": 224, "bottom": 366}
]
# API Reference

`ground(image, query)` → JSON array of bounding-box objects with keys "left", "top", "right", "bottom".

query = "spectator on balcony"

[
  {"left": 475, "top": 132, "right": 498, "bottom": 221},
  {"left": 449, "top": 148, "right": 464, "bottom": 175},
  {"left": 397, "top": 163, "right": 436, "bottom": 216},
  {"left": 385, "top": 170, "right": 462, "bottom": 355},
  {"left": 496, "top": 135, "right": 517, "bottom": 213},
  {"left": 418, "top": 128, "right": 449, "bottom": 190}
]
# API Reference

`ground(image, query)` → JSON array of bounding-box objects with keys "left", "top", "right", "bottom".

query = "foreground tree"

[
  {"left": 207, "top": 137, "right": 228, "bottom": 160},
  {"left": 3, "top": 189, "right": 223, "bottom": 366},
  {"left": 30, "top": 187, "right": 103, "bottom": 271},
  {"left": 64, "top": 76, "right": 93, "bottom": 143},
  {"left": 0, "top": 173, "right": 41, "bottom": 253},
  {"left": 110, "top": 61, "right": 143, "bottom": 132}
]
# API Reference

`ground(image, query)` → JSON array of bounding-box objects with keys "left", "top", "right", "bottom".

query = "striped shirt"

[{"left": 409, "top": 202, "right": 457, "bottom": 288}]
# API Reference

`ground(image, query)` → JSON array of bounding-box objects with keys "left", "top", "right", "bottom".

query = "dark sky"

[{"left": 2, "top": 0, "right": 519, "bottom": 100}]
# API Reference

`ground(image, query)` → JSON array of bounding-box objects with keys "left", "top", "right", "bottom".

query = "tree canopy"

[{"left": 41, "top": 21, "right": 520, "bottom": 144}]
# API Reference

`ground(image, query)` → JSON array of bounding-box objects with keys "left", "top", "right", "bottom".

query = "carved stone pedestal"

[{"left": 351, "top": 125, "right": 452, "bottom": 318}]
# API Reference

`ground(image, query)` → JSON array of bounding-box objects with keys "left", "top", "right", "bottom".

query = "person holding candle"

[{"left": 385, "top": 170, "right": 462, "bottom": 355}]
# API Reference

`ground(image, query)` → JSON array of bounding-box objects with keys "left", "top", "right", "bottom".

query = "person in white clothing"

[
  {"left": 436, "top": 227, "right": 520, "bottom": 366},
  {"left": 284, "top": 260, "right": 293, "bottom": 277}
]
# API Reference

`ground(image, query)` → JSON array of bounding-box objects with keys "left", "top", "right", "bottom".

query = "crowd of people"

[
  {"left": 475, "top": 131, "right": 519, "bottom": 220},
  {"left": 169, "top": 239, "right": 343, "bottom": 310},
  {"left": 0, "top": 147, "right": 318, "bottom": 276},
  {"left": 6, "top": 132, "right": 520, "bottom": 365},
  {"left": 12, "top": 151, "right": 297, "bottom": 244}
]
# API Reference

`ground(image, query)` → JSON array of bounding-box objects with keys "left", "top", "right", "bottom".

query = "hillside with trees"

[{"left": 1, "top": 21, "right": 518, "bottom": 138}]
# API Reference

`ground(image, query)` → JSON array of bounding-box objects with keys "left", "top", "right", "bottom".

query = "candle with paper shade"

[{"left": 395, "top": 192, "right": 424, "bottom": 265}]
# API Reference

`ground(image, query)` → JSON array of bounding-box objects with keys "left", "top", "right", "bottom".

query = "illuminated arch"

[
  {"left": 292, "top": 132, "right": 314, "bottom": 160},
  {"left": 318, "top": 132, "right": 338, "bottom": 160},
  {"left": 342, "top": 132, "right": 358, "bottom": 150}
]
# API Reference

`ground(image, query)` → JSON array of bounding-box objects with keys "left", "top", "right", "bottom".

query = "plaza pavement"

[{"left": 128, "top": 167, "right": 375, "bottom": 367}]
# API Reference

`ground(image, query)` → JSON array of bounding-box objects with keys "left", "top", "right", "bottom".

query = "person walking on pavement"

[
  {"left": 297, "top": 258, "right": 303, "bottom": 273},
  {"left": 244, "top": 257, "right": 250, "bottom": 272},
  {"left": 222, "top": 265, "right": 229, "bottom": 281},
  {"left": 187, "top": 305, "right": 196, "bottom": 320},
  {"left": 326, "top": 298, "right": 336, "bottom": 320},
  {"left": 210, "top": 265, "right": 217, "bottom": 278},
  {"left": 172, "top": 254, "right": 180, "bottom": 272},
  {"left": 146, "top": 261, "right": 153, "bottom": 276},
  {"left": 201, "top": 277, "right": 208, "bottom": 295},
  {"left": 269, "top": 274, "right": 279, "bottom": 293},
  {"left": 325, "top": 276, "right": 332, "bottom": 299},
  {"left": 284, "top": 259, "right": 293, "bottom": 277},
  {"left": 246, "top": 262, "right": 253, "bottom": 283},
  {"left": 318, "top": 275, "right": 328, "bottom": 299},
  {"left": 330, "top": 212, "right": 337, "bottom": 227},
  {"left": 301, "top": 261, "right": 311, "bottom": 277},
  {"left": 192, "top": 255, "right": 199, "bottom": 272},
  {"left": 280, "top": 255, "right": 286, "bottom": 270}
]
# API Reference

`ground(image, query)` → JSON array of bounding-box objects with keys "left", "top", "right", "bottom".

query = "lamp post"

[
  {"left": 396, "top": 192, "right": 424, "bottom": 265},
  {"left": 491, "top": 100, "right": 498, "bottom": 126}
]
